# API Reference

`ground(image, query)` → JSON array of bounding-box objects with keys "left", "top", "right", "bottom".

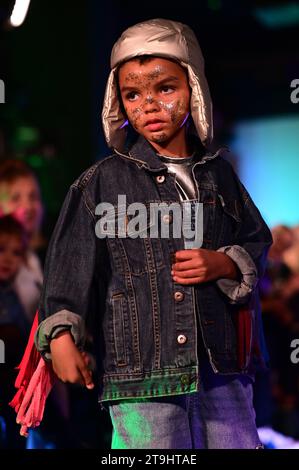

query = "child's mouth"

[{"left": 145, "top": 121, "right": 165, "bottom": 131}]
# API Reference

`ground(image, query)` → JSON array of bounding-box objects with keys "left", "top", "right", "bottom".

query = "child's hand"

[
  {"left": 171, "top": 248, "right": 239, "bottom": 285},
  {"left": 50, "top": 331, "right": 94, "bottom": 389}
]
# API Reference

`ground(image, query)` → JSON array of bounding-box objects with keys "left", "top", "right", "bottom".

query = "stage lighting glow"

[
  {"left": 254, "top": 3, "right": 299, "bottom": 29},
  {"left": 10, "top": 0, "right": 31, "bottom": 27},
  {"left": 230, "top": 115, "right": 299, "bottom": 228}
]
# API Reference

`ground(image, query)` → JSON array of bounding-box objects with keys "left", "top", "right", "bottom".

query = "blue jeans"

[{"left": 109, "top": 360, "right": 263, "bottom": 449}]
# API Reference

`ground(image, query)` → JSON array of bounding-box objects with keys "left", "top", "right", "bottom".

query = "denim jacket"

[{"left": 35, "top": 135, "right": 272, "bottom": 402}]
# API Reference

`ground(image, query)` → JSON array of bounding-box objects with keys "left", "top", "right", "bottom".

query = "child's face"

[
  {"left": 0, "top": 176, "right": 43, "bottom": 236},
  {"left": 118, "top": 57, "right": 191, "bottom": 146},
  {"left": 0, "top": 234, "right": 24, "bottom": 283}
]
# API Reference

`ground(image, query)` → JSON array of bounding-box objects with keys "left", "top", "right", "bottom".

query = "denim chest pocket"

[
  {"left": 217, "top": 193, "right": 242, "bottom": 246},
  {"left": 197, "top": 188, "right": 218, "bottom": 248},
  {"left": 103, "top": 203, "right": 165, "bottom": 276}
]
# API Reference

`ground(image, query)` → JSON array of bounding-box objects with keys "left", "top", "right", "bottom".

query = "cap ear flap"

[
  {"left": 102, "top": 67, "right": 128, "bottom": 151},
  {"left": 181, "top": 62, "right": 213, "bottom": 146}
]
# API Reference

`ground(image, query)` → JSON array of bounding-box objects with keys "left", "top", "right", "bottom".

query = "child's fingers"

[
  {"left": 172, "top": 276, "right": 200, "bottom": 285},
  {"left": 79, "top": 363, "right": 94, "bottom": 389},
  {"left": 81, "top": 351, "right": 96, "bottom": 372},
  {"left": 81, "top": 351, "right": 90, "bottom": 367},
  {"left": 175, "top": 248, "right": 200, "bottom": 260}
]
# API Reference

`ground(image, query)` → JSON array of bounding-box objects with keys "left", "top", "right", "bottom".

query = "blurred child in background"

[
  {"left": 0, "top": 159, "right": 44, "bottom": 321},
  {"left": 0, "top": 214, "right": 29, "bottom": 448},
  {"left": 0, "top": 159, "right": 72, "bottom": 448}
]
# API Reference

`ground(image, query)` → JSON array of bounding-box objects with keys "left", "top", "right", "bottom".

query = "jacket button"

[
  {"left": 177, "top": 334, "right": 187, "bottom": 344},
  {"left": 180, "top": 374, "right": 190, "bottom": 385},
  {"left": 156, "top": 175, "right": 165, "bottom": 183},
  {"left": 162, "top": 214, "right": 172, "bottom": 224},
  {"left": 174, "top": 291, "right": 184, "bottom": 302}
]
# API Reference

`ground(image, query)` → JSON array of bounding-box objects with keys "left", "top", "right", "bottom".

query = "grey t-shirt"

[
  {"left": 157, "top": 152, "right": 200, "bottom": 249},
  {"left": 157, "top": 153, "right": 198, "bottom": 201}
]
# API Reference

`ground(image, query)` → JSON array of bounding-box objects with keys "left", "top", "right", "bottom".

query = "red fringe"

[{"left": 9, "top": 311, "right": 56, "bottom": 436}]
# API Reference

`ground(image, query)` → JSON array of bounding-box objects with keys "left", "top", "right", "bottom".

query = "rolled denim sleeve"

[
  {"left": 216, "top": 244, "right": 258, "bottom": 304},
  {"left": 216, "top": 166, "right": 272, "bottom": 304},
  {"left": 36, "top": 181, "right": 98, "bottom": 357},
  {"left": 35, "top": 310, "right": 85, "bottom": 360},
  {"left": 233, "top": 176, "right": 273, "bottom": 280}
]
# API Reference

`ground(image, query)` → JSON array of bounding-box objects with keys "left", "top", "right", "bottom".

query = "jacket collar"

[{"left": 113, "top": 135, "right": 226, "bottom": 173}]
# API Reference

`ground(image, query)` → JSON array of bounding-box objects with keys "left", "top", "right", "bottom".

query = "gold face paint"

[{"left": 119, "top": 57, "right": 191, "bottom": 151}]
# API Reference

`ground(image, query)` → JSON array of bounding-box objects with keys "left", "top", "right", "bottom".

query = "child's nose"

[
  {"left": 143, "top": 95, "right": 160, "bottom": 112},
  {"left": 145, "top": 95, "right": 154, "bottom": 104}
]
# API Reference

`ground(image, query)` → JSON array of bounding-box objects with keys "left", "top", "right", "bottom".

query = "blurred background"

[{"left": 0, "top": 0, "right": 299, "bottom": 449}]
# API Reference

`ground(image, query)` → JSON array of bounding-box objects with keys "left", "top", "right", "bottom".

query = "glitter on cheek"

[
  {"left": 132, "top": 107, "right": 142, "bottom": 115},
  {"left": 130, "top": 107, "right": 144, "bottom": 129},
  {"left": 170, "top": 100, "right": 187, "bottom": 124},
  {"left": 158, "top": 100, "right": 176, "bottom": 112},
  {"left": 158, "top": 99, "right": 185, "bottom": 123}
]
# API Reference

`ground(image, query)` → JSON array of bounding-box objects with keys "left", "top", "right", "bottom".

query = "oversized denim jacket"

[{"left": 35, "top": 136, "right": 273, "bottom": 403}]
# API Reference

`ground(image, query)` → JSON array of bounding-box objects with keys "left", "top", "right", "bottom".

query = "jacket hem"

[{"left": 98, "top": 366, "right": 198, "bottom": 402}]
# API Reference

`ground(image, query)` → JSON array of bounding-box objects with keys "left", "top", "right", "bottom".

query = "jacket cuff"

[
  {"left": 34, "top": 310, "right": 85, "bottom": 360},
  {"left": 216, "top": 245, "right": 258, "bottom": 304}
]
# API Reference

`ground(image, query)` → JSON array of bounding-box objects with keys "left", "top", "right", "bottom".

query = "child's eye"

[
  {"left": 126, "top": 91, "right": 139, "bottom": 102},
  {"left": 160, "top": 85, "right": 175, "bottom": 94}
]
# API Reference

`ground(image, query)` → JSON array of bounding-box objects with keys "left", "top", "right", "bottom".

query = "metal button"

[
  {"left": 156, "top": 175, "right": 165, "bottom": 183},
  {"left": 162, "top": 214, "right": 172, "bottom": 224},
  {"left": 180, "top": 374, "right": 190, "bottom": 385},
  {"left": 177, "top": 334, "right": 187, "bottom": 344},
  {"left": 174, "top": 291, "right": 184, "bottom": 302}
]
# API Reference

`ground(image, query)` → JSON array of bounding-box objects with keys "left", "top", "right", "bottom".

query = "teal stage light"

[{"left": 230, "top": 115, "right": 299, "bottom": 228}]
